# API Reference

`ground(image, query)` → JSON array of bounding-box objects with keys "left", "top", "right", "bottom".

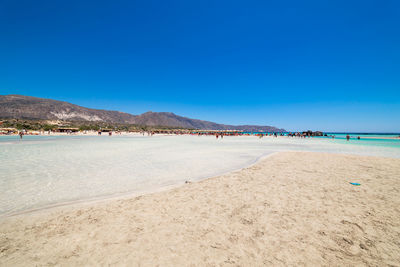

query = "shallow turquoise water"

[
  {"left": 318, "top": 135, "right": 400, "bottom": 149},
  {"left": 1, "top": 134, "right": 399, "bottom": 216},
  {"left": 246, "top": 132, "right": 400, "bottom": 149}
]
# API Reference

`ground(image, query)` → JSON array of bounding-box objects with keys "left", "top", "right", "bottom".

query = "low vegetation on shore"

[{"left": 0, "top": 118, "right": 189, "bottom": 132}]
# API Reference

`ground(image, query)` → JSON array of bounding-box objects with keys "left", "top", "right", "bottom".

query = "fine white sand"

[{"left": 1, "top": 152, "right": 400, "bottom": 266}]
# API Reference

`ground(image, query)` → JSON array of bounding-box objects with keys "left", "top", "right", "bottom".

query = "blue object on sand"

[{"left": 350, "top": 182, "right": 361, "bottom": 186}]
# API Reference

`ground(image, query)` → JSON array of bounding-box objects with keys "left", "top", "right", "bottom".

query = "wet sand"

[{"left": 1, "top": 152, "right": 400, "bottom": 266}]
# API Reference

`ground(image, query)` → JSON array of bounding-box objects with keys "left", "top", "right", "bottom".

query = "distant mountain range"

[{"left": 0, "top": 95, "right": 285, "bottom": 132}]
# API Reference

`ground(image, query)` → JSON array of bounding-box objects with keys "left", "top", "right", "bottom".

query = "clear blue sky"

[{"left": 1, "top": 0, "right": 399, "bottom": 132}]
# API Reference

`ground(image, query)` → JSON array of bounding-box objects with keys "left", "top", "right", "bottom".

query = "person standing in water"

[
  {"left": 19, "top": 131, "right": 24, "bottom": 139},
  {"left": 346, "top": 134, "right": 350, "bottom": 141}
]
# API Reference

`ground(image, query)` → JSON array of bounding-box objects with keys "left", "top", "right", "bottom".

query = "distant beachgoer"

[
  {"left": 357, "top": 136, "right": 360, "bottom": 140},
  {"left": 109, "top": 132, "right": 112, "bottom": 136},
  {"left": 216, "top": 134, "right": 219, "bottom": 139},
  {"left": 346, "top": 134, "right": 350, "bottom": 141},
  {"left": 19, "top": 131, "right": 23, "bottom": 139}
]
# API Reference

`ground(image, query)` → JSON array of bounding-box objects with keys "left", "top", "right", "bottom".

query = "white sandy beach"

[{"left": 1, "top": 151, "right": 400, "bottom": 266}]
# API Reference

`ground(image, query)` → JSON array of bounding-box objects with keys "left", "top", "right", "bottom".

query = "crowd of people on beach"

[{"left": 0, "top": 128, "right": 372, "bottom": 142}]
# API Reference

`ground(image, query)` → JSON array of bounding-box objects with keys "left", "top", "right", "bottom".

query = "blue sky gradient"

[{"left": 1, "top": 0, "right": 399, "bottom": 132}]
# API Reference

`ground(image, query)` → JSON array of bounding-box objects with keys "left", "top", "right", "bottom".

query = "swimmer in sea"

[{"left": 346, "top": 134, "right": 350, "bottom": 141}]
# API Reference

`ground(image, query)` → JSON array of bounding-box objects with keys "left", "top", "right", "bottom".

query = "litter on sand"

[{"left": 350, "top": 182, "right": 361, "bottom": 186}]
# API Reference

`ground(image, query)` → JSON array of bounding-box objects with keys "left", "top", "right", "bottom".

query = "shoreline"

[
  {"left": 1, "top": 131, "right": 400, "bottom": 139},
  {"left": 1, "top": 150, "right": 399, "bottom": 220},
  {"left": 1, "top": 151, "right": 400, "bottom": 265}
]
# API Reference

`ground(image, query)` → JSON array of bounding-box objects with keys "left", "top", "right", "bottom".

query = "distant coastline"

[{"left": 0, "top": 95, "right": 285, "bottom": 132}]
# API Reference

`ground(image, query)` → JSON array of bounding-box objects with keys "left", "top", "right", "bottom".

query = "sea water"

[{"left": 1, "top": 134, "right": 399, "bottom": 216}]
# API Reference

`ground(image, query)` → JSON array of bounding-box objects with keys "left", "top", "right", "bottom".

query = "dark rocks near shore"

[{"left": 302, "top": 130, "right": 324, "bottom": 137}]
